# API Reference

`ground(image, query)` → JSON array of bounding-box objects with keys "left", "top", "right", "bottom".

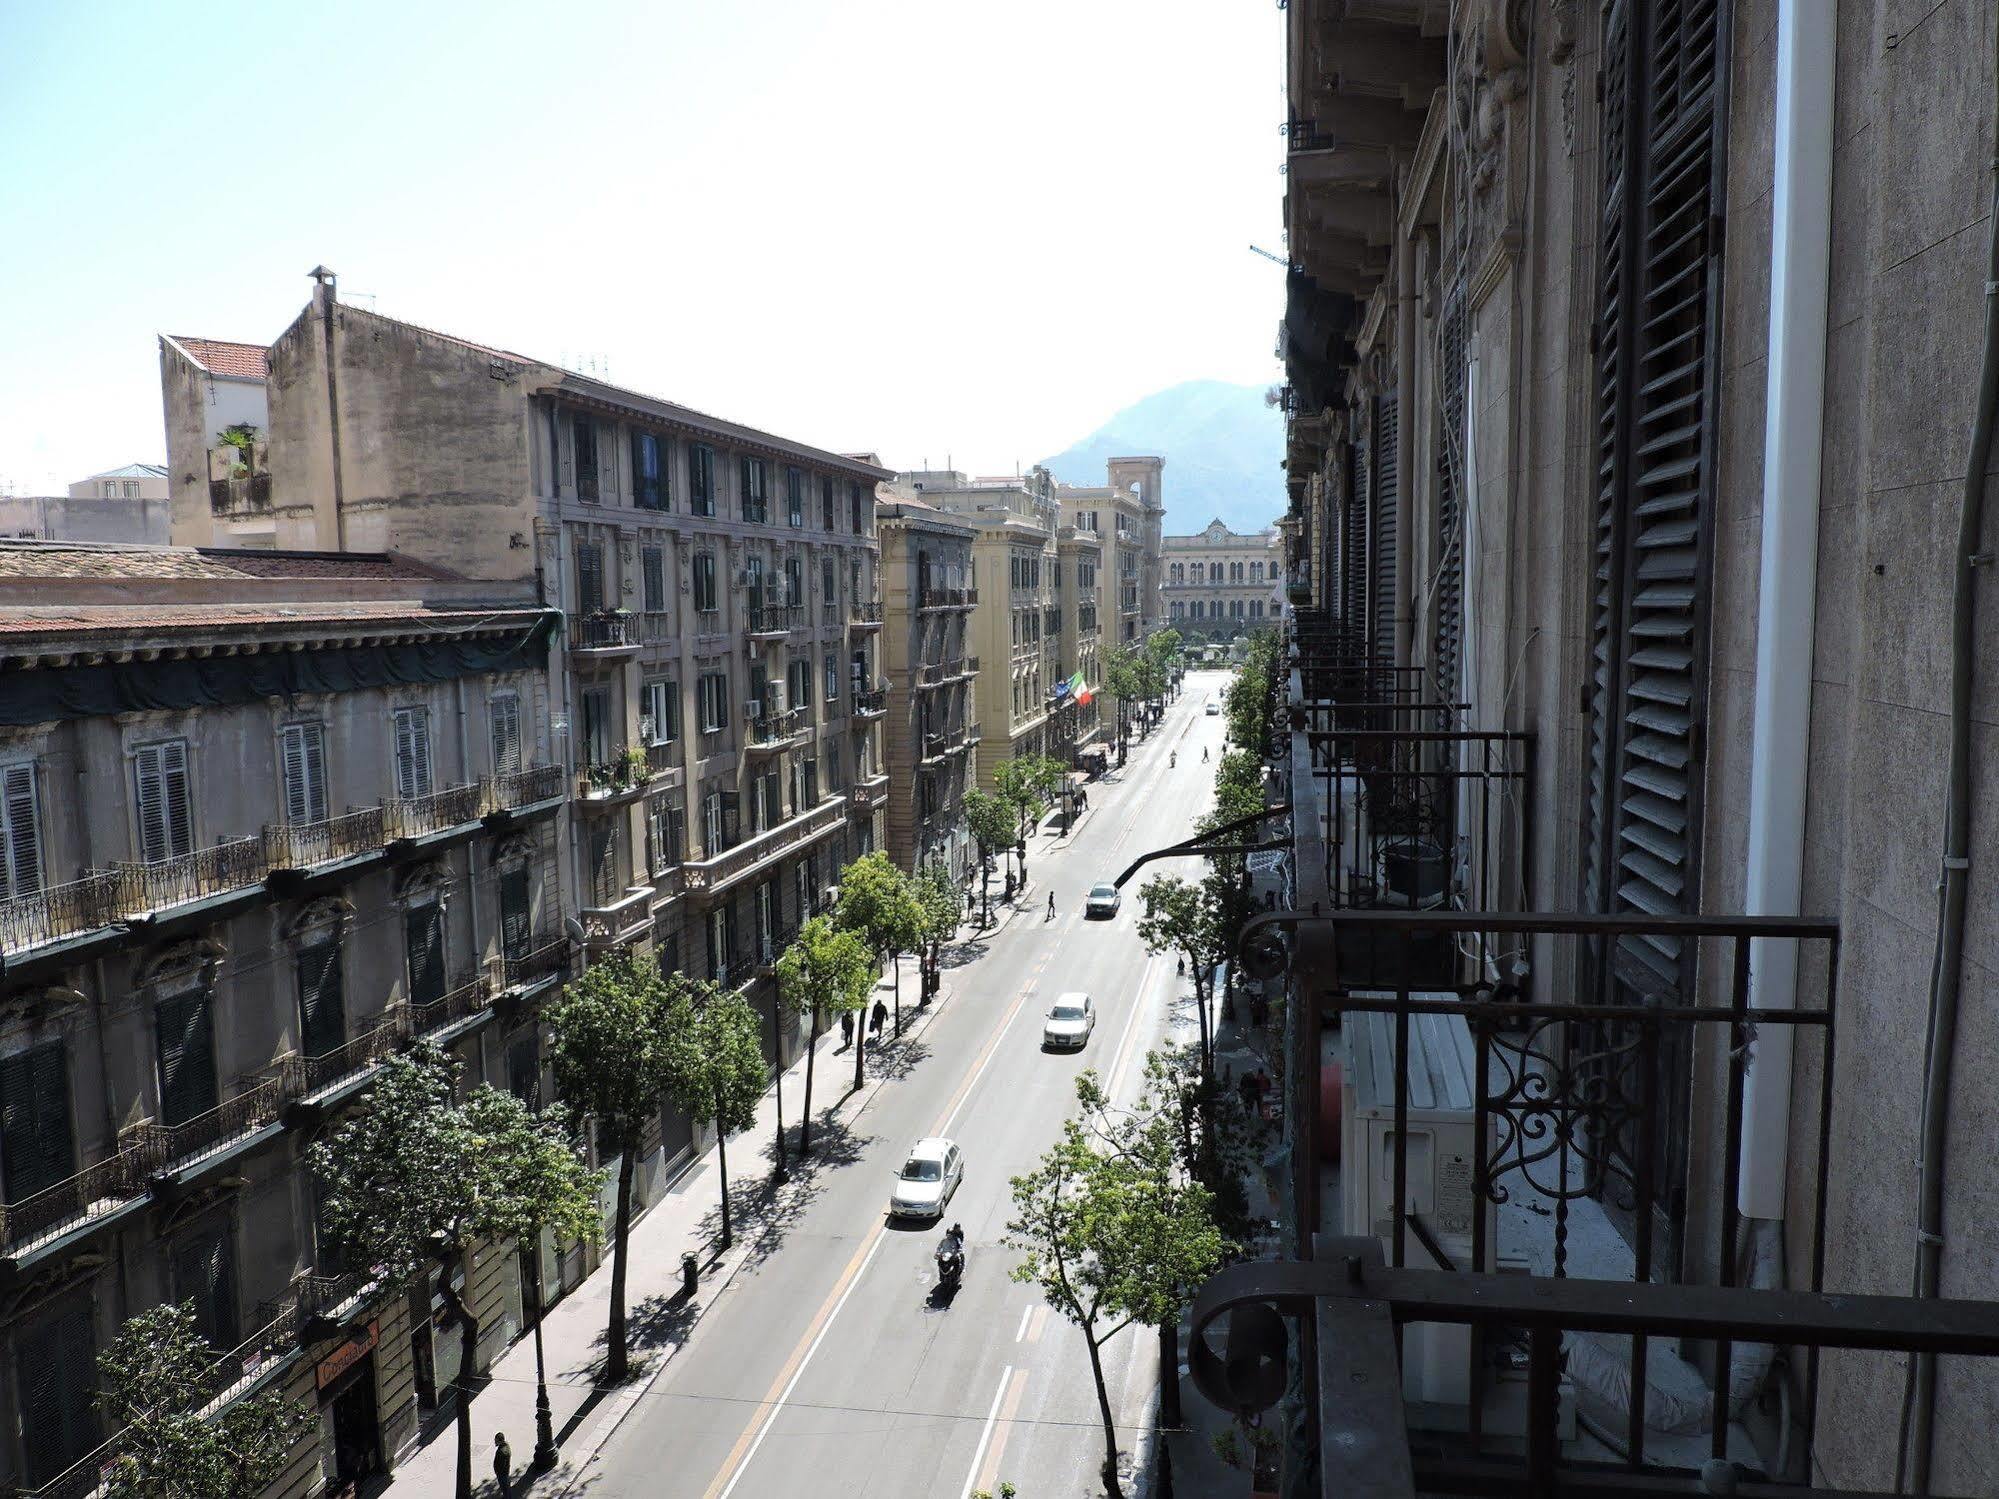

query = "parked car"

[
  {"left": 889, "top": 1137, "right": 963, "bottom": 1220},
  {"left": 1043, "top": 993, "right": 1096, "bottom": 1050},
  {"left": 1085, "top": 882, "right": 1121, "bottom": 918},
  {"left": 1205, "top": 700, "right": 1222, "bottom": 716}
]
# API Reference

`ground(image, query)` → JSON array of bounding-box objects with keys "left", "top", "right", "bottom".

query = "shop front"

[{"left": 316, "top": 1320, "right": 383, "bottom": 1499}]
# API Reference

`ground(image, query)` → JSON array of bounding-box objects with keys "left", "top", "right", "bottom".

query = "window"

[
  {"left": 756, "top": 768, "right": 782, "bottom": 831},
  {"left": 297, "top": 938, "right": 345, "bottom": 1057},
  {"left": 0, "top": 763, "right": 41, "bottom": 900},
  {"left": 633, "top": 431, "right": 667, "bottom": 509},
  {"left": 822, "top": 557, "right": 838, "bottom": 622},
  {"left": 786, "top": 467, "right": 804, "bottom": 527},
  {"left": 574, "top": 418, "right": 599, "bottom": 501},
  {"left": 802, "top": 755, "right": 818, "bottom": 806},
  {"left": 1251, "top": 561, "right": 1264, "bottom": 583},
  {"left": 690, "top": 444, "right": 716, "bottom": 516},
  {"left": 698, "top": 672, "right": 729, "bottom": 733},
  {"left": 703, "top": 789, "right": 725, "bottom": 854},
  {"left": 642, "top": 677, "right": 679, "bottom": 744},
  {"left": 788, "top": 658, "right": 812, "bottom": 713},
  {"left": 405, "top": 900, "right": 447, "bottom": 1008},
  {"left": 507, "top": 1027, "right": 540, "bottom": 1105},
  {"left": 641, "top": 545, "right": 666, "bottom": 612},
  {"left": 133, "top": 738, "right": 193, "bottom": 865},
  {"left": 588, "top": 824, "right": 617, "bottom": 905},
  {"left": 784, "top": 556, "right": 803, "bottom": 607},
  {"left": 0, "top": 1042, "right": 72, "bottom": 1202},
  {"left": 15, "top": 1297, "right": 96, "bottom": 1487},
  {"left": 647, "top": 795, "right": 683, "bottom": 872},
  {"left": 581, "top": 687, "right": 613, "bottom": 766},
  {"left": 500, "top": 866, "right": 532, "bottom": 961},
  {"left": 172, "top": 1219, "right": 238, "bottom": 1350},
  {"left": 823, "top": 651, "right": 839, "bottom": 703},
  {"left": 279, "top": 722, "right": 328, "bottom": 825},
  {"left": 756, "top": 881, "right": 776, "bottom": 961},
  {"left": 741, "top": 457, "right": 769, "bottom": 523},
  {"left": 393, "top": 707, "right": 434, "bottom": 800},
  {"left": 821, "top": 477, "right": 835, "bottom": 530},
  {"left": 693, "top": 551, "right": 719, "bottom": 613},
  {"left": 827, "top": 741, "right": 842, "bottom": 790},
  {"left": 489, "top": 694, "right": 523, "bottom": 776},
  {"left": 155, "top": 974, "right": 218, "bottom": 1126},
  {"left": 1081, "top": 511, "right": 1097, "bottom": 532},
  {"left": 575, "top": 541, "right": 605, "bottom": 613},
  {"left": 707, "top": 905, "right": 733, "bottom": 981},
  {"left": 744, "top": 556, "right": 765, "bottom": 609}
]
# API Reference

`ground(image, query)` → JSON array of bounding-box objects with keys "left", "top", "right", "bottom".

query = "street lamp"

[{"left": 525, "top": 1245, "right": 557, "bottom": 1471}]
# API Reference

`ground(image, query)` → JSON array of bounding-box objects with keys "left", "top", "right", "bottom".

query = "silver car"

[
  {"left": 888, "top": 1137, "right": 963, "bottom": 1220},
  {"left": 1043, "top": 993, "right": 1096, "bottom": 1050},
  {"left": 1085, "top": 883, "right": 1121, "bottom": 918}
]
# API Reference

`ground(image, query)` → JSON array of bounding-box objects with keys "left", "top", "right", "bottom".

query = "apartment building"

[
  {"left": 0, "top": 542, "right": 564, "bottom": 1497},
  {"left": 876, "top": 489, "right": 978, "bottom": 879},
  {"left": 1189, "top": 3, "right": 1999, "bottom": 1494},
  {"left": 160, "top": 274, "right": 887, "bottom": 1103},
  {"left": 1053, "top": 456, "right": 1164, "bottom": 649},
  {"left": 1051, "top": 523, "right": 1106, "bottom": 763},
  {"left": 1161, "top": 518, "right": 1281, "bottom": 638},
  {"left": 902, "top": 468, "right": 1062, "bottom": 791}
]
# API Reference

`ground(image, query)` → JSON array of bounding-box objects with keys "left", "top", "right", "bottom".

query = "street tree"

[
  {"left": 309, "top": 1044, "right": 599, "bottom": 1499},
  {"left": 545, "top": 949, "right": 672, "bottom": 1384},
  {"left": 833, "top": 851, "right": 924, "bottom": 1046},
  {"left": 912, "top": 860, "right": 962, "bottom": 985},
  {"left": 1135, "top": 875, "right": 1222, "bottom": 1084},
  {"left": 1006, "top": 1071, "right": 1226, "bottom": 1497},
  {"left": 963, "top": 790, "right": 1016, "bottom": 929},
  {"left": 1103, "top": 648, "right": 1146, "bottom": 760},
  {"left": 995, "top": 755, "right": 1067, "bottom": 878},
  {"left": 776, "top": 916, "right": 874, "bottom": 1155},
  {"left": 96, "top": 1302, "right": 312, "bottom": 1499},
  {"left": 661, "top": 977, "right": 767, "bottom": 1249}
]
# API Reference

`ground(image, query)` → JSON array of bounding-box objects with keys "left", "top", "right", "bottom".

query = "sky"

[{"left": 0, "top": 0, "right": 1286, "bottom": 495}]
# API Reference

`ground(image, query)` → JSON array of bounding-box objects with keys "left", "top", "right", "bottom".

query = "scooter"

[{"left": 935, "top": 1241, "right": 965, "bottom": 1291}]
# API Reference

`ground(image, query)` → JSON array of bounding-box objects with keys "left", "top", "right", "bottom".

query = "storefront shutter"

[
  {"left": 155, "top": 985, "right": 219, "bottom": 1127},
  {"left": 0, "top": 1042, "right": 72, "bottom": 1202}
]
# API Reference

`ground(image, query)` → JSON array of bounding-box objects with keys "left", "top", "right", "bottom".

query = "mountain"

[{"left": 1040, "top": 380, "right": 1284, "bottom": 536}]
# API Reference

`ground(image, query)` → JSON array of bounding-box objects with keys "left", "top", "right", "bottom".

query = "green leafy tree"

[
  {"left": 1006, "top": 1070, "right": 1227, "bottom": 1497},
  {"left": 309, "top": 1044, "right": 599, "bottom": 1499},
  {"left": 912, "top": 860, "right": 962, "bottom": 977},
  {"left": 995, "top": 755, "right": 1067, "bottom": 878},
  {"left": 95, "top": 1302, "right": 312, "bottom": 1499},
  {"left": 776, "top": 916, "right": 874, "bottom": 1155},
  {"left": 1103, "top": 647, "right": 1146, "bottom": 760},
  {"left": 661, "top": 978, "right": 767, "bottom": 1248},
  {"left": 546, "top": 950, "right": 672, "bottom": 1383},
  {"left": 833, "top": 851, "right": 924, "bottom": 1050},
  {"left": 963, "top": 790, "right": 1016, "bottom": 929},
  {"left": 1136, "top": 875, "right": 1221, "bottom": 1084}
]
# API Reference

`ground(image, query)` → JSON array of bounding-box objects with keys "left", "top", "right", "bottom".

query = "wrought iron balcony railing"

[
  {"left": 0, "top": 1140, "right": 158, "bottom": 1257},
  {"left": 747, "top": 706, "right": 808, "bottom": 748},
  {"left": 849, "top": 598, "right": 884, "bottom": 626},
  {"left": 503, "top": 935, "right": 569, "bottom": 990},
  {"left": 262, "top": 808, "right": 386, "bottom": 871},
  {"left": 112, "top": 837, "right": 267, "bottom": 914},
  {"left": 0, "top": 872, "right": 119, "bottom": 954},
  {"left": 410, "top": 976, "right": 492, "bottom": 1036},
  {"left": 568, "top": 610, "right": 637, "bottom": 650},
  {"left": 282, "top": 1009, "right": 411, "bottom": 1099},
  {"left": 489, "top": 762, "right": 563, "bottom": 810},
  {"left": 135, "top": 1074, "right": 289, "bottom": 1174},
  {"left": 386, "top": 782, "right": 484, "bottom": 840},
  {"left": 745, "top": 604, "right": 801, "bottom": 636},
  {"left": 853, "top": 688, "right": 887, "bottom": 717}
]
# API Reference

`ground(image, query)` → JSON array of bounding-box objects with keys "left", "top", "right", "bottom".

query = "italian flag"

[{"left": 1069, "top": 670, "right": 1093, "bottom": 706}]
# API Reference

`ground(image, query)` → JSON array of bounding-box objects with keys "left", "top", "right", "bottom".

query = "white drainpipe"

[{"left": 1739, "top": 0, "right": 1835, "bottom": 1224}]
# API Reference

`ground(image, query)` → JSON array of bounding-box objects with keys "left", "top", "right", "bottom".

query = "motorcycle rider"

[{"left": 937, "top": 1221, "right": 965, "bottom": 1268}]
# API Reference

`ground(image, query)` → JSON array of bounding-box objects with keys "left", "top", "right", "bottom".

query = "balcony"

[
  {"left": 645, "top": 740, "right": 679, "bottom": 778},
  {"left": 579, "top": 886, "right": 652, "bottom": 948},
  {"left": 111, "top": 837, "right": 267, "bottom": 916},
  {"left": 262, "top": 808, "right": 386, "bottom": 873},
  {"left": 503, "top": 934, "right": 570, "bottom": 992},
  {"left": 682, "top": 796, "right": 845, "bottom": 897},
  {"left": 849, "top": 598, "right": 884, "bottom": 629},
  {"left": 849, "top": 774, "right": 889, "bottom": 814},
  {"left": 207, "top": 471, "right": 272, "bottom": 515},
  {"left": 755, "top": 918, "right": 800, "bottom": 972},
  {"left": 138, "top": 1073, "right": 289, "bottom": 1189},
  {"left": 637, "top": 610, "right": 676, "bottom": 645},
  {"left": 745, "top": 706, "right": 809, "bottom": 752},
  {"left": 745, "top": 604, "right": 801, "bottom": 639},
  {"left": 568, "top": 610, "right": 639, "bottom": 653},
  {"left": 961, "top": 654, "right": 981, "bottom": 678},
  {"left": 0, "top": 1142, "right": 157, "bottom": 1263},
  {"left": 282, "top": 1010, "right": 412, "bottom": 1109},
  {"left": 852, "top": 688, "right": 887, "bottom": 718},
  {"left": 922, "top": 724, "right": 975, "bottom": 764},
  {"left": 0, "top": 872, "right": 119, "bottom": 956},
  {"left": 410, "top": 975, "right": 494, "bottom": 1040},
  {"left": 579, "top": 749, "right": 649, "bottom": 807},
  {"left": 386, "top": 782, "right": 484, "bottom": 841},
  {"left": 918, "top": 585, "right": 977, "bottom": 611},
  {"left": 489, "top": 762, "right": 564, "bottom": 812}
]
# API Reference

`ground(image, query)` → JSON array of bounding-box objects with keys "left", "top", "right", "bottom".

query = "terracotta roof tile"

[
  {"left": 166, "top": 337, "right": 270, "bottom": 380},
  {"left": 0, "top": 603, "right": 544, "bottom": 637},
  {"left": 0, "top": 542, "right": 461, "bottom": 582}
]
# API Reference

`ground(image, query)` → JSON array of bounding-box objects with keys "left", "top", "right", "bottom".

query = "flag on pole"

[{"left": 1070, "top": 670, "right": 1093, "bottom": 706}]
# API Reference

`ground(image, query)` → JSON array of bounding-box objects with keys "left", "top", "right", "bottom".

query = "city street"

[{"left": 580, "top": 671, "right": 1233, "bottom": 1498}]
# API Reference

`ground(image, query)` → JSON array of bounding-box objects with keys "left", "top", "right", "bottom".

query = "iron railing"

[
  {"left": 283, "top": 1009, "right": 411, "bottom": 1098},
  {"left": 503, "top": 935, "right": 569, "bottom": 990},
  {"left": 850, "top": 598, "right": 884, "bottom": 626},
  {"left": 490, "top": 762, "right": 563, "bottom": 810},
  {"left": 568, "top": 610, "right": 636, "bottom": 650},
  {"left": 853, "top": 688, "right": 887, "bottom": 716},
  {"left": 0, "top": 872, "right": 120, "bottom": 953},
  {"left": 262, "top": 808, "right": 385, "bottom": 870},
  {"left": 112, "top": 838, "right": 267, "bottom": 913},
  {"left": 745, "top": 604, "right": 801, "bottom": 636},
  {"left": 747, "top": 707, "right": 808, "bottom": 748},
  {"left": 139, "top": 1075, "right": 288, "bottom": 1172},
  {"left": 410, "top": 976, "right": 492, "bottom": 1036},
  {"left": 385, "top": 782, "right": 483, "bottom": 839},
  {"left": 0, "top": 1142, "right": 157, "bottom": 1256}
]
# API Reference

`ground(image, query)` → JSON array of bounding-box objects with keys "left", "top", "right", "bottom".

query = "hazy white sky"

[{"left": 0, "top": 0, "right": 1285, "bottom": 494}]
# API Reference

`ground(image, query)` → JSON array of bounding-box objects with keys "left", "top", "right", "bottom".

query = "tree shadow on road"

[{"left": 691, "top": 1114, "right": 877, "bottom": 1273}]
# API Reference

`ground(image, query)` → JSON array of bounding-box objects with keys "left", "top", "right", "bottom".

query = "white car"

[
  {"left": 1043, "top": 993, "right": 1096, "bottom": 1050},
  {"left": 1085, "top": 883, "right": 1121, "bottom": 918},
  {"left": 1205, "top": 700, "right": 1222, "bottom": 716},
  {"left": 889, "top": 1137, "right": 963, "bottom": 1220}
]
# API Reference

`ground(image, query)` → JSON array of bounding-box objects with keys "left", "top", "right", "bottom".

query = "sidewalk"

[{"left": 383, "top": 950, "right": 944, "bottom": 1499}]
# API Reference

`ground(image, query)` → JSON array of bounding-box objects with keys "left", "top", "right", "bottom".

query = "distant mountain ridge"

[{"left": 1040, "top": 379, "right": 1284, "bottom": 536}]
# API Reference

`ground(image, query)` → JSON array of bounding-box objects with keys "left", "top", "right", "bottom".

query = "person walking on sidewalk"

[
  {"left": 1047, "top": 890, "right": 1056, "bottom": 920},
  {"left": 839, "top": 1011, "right": 855, "bottom": 1050},
  {"left": 871, "top": 998, "right": 888, "bottom": 1038},
  {"left": 493, "top": 1433, "right": 514, "bottom": 1499}
]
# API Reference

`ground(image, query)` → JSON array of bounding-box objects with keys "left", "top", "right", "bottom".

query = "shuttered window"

[
  {"left": 632, "top": 431, "right": 667, "bottom": 510},
  {"left": 172, "top": 1220, "right": 239, "bottom": 1349},
  {"left": 821, "top": 477, "right": 836, "bottom": 531},
  {"left": 1433, "top": 287, "right": 1470, "bottom": 701},
  {"left": 507, "top": 1028, "right": 541, "bottom": 1104},
  {"left": 489, "top": 695, "right": 523, "bottom": 776},
  {"left": 1371, "top": 393, "right": 1400, "bottom": 670},
  {"left": 0, "top": 1043, "right": 73, "bottom": 1202},
  {"left": 786, "top": 467, "right": 805, "bottom": 527},
  {"left": 133, "top": 739, "right": 194, "bottom": 865},
  {"left": 1342, "top": 431, "right": 1370, "bottom": 645},
  {"left": 0, "top": 763, "right": 41, "bottom": 901},
  {"left": 693, "top": 551, "right": 718, "bottom": 613},
  {"left": 576, "top": 542, "right": 605, "bottom": 613},
  {"left": 499, "top": 867, "right": 531, "bottom": 960},
  {"left": 741, "top": 458, "right": 769, "bottom": 523},
  {"left": 15, "top": 1298, "right": 96, "bottom": 1487},
  {"left": 574, "top": 418, "right": 599, "bottom": 502},
  {"left": 297, "top": 939, "right": 345, "bottom": 1058},
  {"left": 641, "top": 545, "right": 667, "bottom": 612},
  {"left": 279, "top": 722, "right": 327, "bottom": 826},
  {"left": 155, "top": 982, "right": 218, "bottom": 1126},
  {"left": 690, "top": 445, "right": 716, "bottom": 516},
  {"left": 589, "top": 825, "right": 618, "bottom": 906},
  {"left": 393, "top": 708, "right": 433, "bottom": 801},
  {"left": 405, "top": 901, "right": 447, "bottom": 1008}
]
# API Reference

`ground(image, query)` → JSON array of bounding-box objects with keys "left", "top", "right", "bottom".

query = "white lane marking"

[
  {"left": 939, "top": 981, "right": 1036, "bottom": 1137},
  {"left": 1106, "top": 953, "right": 1163, "bottom": 1102},
  {"left": 1014, "top": 1304, "right": 1032, "bottom": 1343},
  {"left": 959, "top": 1365, "right": 1013, "bottom": 1499},
  {"left": 715, "top": 1229, "right": 890, "bottom": 1499}
]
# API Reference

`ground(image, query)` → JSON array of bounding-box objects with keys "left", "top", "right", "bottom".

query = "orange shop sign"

[{"left": 315, "top": 1319, "right": 379, "bottom": 1391}]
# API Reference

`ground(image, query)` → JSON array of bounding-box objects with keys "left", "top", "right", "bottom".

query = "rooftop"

[
  {"left": 83, "top": 462, "right": 169, "bottom": 481},
  {"left": 0, "top": 541, "right": 456, "bottom": 581},
  {"left": 162, "top": 336, "right": 271, "bottom": 380}
]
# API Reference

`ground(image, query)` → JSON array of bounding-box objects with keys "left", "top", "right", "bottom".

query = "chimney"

[{"left": 308, "top": 264, "right": 338, "bottom": 314}]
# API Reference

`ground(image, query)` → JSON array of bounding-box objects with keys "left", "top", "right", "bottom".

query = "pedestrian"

[
  {"left": 1238, "top": 1071, "right": 1259, "bottom": 1116},
  {"left": 839, "top": 1010, "right": 854, "bottom": 1050},
  {"left": 493, "top": 1433, "right": 513, "bottom": 1499},
  {"left": 1177, "top": 956, "right": 1186, "bottom": 977},
  {"left": 1047, "top": 890, "right": 1056, "bottom": 920},
  {"left": 871, "top": 998, "right": 888, "bottom": 1037},
  {"left": 1202, "top": 745, "right": 1210, "bottom": 763}
]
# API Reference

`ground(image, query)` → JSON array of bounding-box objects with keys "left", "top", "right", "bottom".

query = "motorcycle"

[{"left": 935, "top": 1239, "right": 965, "bottom": 1291}]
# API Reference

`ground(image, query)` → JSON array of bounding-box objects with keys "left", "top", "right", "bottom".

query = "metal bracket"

[{"left": 1110, "top": 804, "right": 1292, "bottom": 890}]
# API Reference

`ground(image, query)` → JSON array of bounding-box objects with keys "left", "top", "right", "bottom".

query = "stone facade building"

[
  {"left": 1052, "top": 456, "right": 1164, "bottom": 649},
  {"left": 0, "top": 542, "right": 564, "bottom": 1496},
  {"left": 875, "top": 489, "right": 978, "bottom": 880},
  {"left": 1204, "top": 1, "right": 1999, "bottom": 1493},
  {"left": 1162, "top": 518, "right": 1281, "bottom": 638}
]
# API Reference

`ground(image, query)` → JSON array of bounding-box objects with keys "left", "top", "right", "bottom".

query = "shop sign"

[{"left": 316, "top": 1319, "right": 379, "bottom": 1391}]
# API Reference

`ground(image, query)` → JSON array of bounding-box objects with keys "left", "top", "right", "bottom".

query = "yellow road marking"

[{"left": 974, "top": 1366, "right": 1031, "bottom": 1496}]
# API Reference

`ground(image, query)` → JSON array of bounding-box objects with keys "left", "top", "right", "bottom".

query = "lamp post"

[{"left": 526, "top": 1245, "right": 557, "bottom": 1471}]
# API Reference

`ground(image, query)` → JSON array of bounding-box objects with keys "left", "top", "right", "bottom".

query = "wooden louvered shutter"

[
  {"left": 394, "top": 708, "right": 432, "bottom": 800},
  {"left": 281, "top": 723, "right": 326, "bottom": 825},
  {"left": 406, "top": 902, "right": 446, "bottom": 1007},
  {"left": 1371, "top": 393, "right": 1400, "bottom": 671},
  {"left": 155, "top": 984, "right": 218, "bottom": 1126},
  {"left": 16, "top": 1299, "right": 96, "bottom": 1486},
  {"left": 1343, "top": 436, "right": 1370, "bottom": 648},
  {"left": 297, "top": 939, "right": 346, "bottom": 1058},
  {"left": 134, "top": 740, "right": 193, "bottom": 865},
  {"left": 173, "top": 1221, "right": 238, "bottom": 1349},
  {"left": 1, "top": 763, "right": 42, "bottom": 900},
  {"left": 576, "top": 543, "right": 604, "bottom": 613},
  {"left": 500, "top": 867, "right": 531, "bottom": 960},
  {"left": 1433, "top": 288, "right": 1470, "bottom": 702},
  {"left": 0, "top": 1043, "right": 73, "bottom": 1201},
  {"left": 489, "top": 696, "right": 522, "bottom": 776}
]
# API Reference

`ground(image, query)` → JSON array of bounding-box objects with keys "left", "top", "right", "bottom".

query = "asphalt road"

[{"left": 596, "top": 671, "right": 1236, "bottom": 1499}]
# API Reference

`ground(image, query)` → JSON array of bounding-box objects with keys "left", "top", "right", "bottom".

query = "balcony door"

[
  {"left": 500, "top": 867, "right": 532, "bottom": 962},
  {"left": 297, "top": 938, "right": 346, "bottom": 1059},
  {"left": 406, "top": 902, "right": 446, "bottom": 1009},
  {"left": 0, "top": 1042, "right": 73, "bottom": 1203},
  {"left": 155, "top": 975, "right": 219, "bottom": 1127}
]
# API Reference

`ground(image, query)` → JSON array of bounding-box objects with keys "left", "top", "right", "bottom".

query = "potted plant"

[{"left": 623, "top": 745, "right": 650, "bottom": 786}]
